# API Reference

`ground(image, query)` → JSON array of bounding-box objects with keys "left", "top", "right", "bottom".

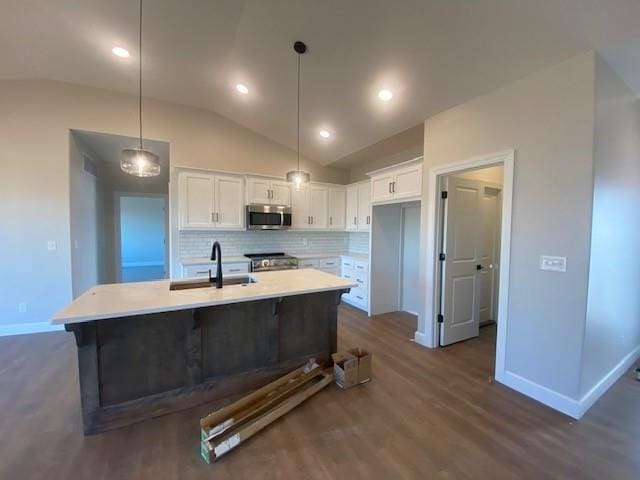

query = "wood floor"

[{"left": 1, "top": 306, "right": 639, "bottom": 479}]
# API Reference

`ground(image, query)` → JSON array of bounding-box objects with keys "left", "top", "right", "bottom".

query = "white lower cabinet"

[
  {"left": 341, "top": 256, "right": 369, "bottom": 311},
  {"left": 298, "top": 257, "right": 340, "bottom": 276},
  {"left": 182, "top": 262, "right": 250, "bottom": 278}
]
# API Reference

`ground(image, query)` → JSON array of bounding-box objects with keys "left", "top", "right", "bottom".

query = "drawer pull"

[
  {"left": 356, "top": 295, "right": 363, "bottom": 300},
  {"left": 356, "top": 279, "right": 364, "bottom": 284},
  {"left": 196, "top": 271, "right": 208, "bottom": 275},
  {"left": 228, "top": 269, "right": 242, "bottom": 273}
]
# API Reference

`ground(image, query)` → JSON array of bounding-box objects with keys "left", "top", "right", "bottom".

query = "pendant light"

[
  {"left": 286, "top": 41, "right": 311, "bottom": 190},
  {"left": 121, "top": 0, "right": 160, "bottom": 177}
]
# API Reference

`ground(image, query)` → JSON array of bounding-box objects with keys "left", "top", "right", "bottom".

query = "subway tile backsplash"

[
  {"left": 348, "top": 232, "right": 370, "bottom": 254},
  {"left": 180, "top": 230, "right": 352, "bottom": 258}
]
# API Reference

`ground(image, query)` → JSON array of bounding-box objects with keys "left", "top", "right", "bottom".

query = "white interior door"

[
  {"left": 440, "top": 177, "right": 483, "bottom": 346},
  {"left": 479, "top": 187, "right": 501, "bottom": 323},
  {"left": 214, "top": 175, "right": 244, "bottom": 229}
]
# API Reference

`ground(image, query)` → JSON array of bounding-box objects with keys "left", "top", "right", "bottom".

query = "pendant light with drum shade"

[
  {"left": 286, "top": 41, "right": 311, "bottom": 190},
  {"left": 121, "top": 0, "right": 160, "bottom": 177}
]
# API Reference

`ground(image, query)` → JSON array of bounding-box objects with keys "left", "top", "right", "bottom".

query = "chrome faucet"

[{"left": 210, "top": 241, "right": 223, "bottom": 288}]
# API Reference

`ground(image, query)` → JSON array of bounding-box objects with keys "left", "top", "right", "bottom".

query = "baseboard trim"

[
  {"left": 414, "top": 330, "right": 434, "bottom": 349},
  {"left": 576, "top": 345, "right": 640, "bottom": 418},
  {"left": 0, "top": 322, "right": 65, "bottom": 337},
  {"left": 496, "top": 370, "right": 581, "bottom": 419}
]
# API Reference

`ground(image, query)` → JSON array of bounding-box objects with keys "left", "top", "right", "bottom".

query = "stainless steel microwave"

[{"left": 246, "top": 204, "right": 292, "bottom": 230}]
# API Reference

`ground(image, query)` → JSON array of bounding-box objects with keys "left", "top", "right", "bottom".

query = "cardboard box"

[
  {"left": 331, "top": 351, "right": 359, "bottom": 389},
  {"left": 332, "top": 348, "right": 372, "bottom": 389},
  {"left": 349, "top": 348, "right": 372, "bottom": 384}
]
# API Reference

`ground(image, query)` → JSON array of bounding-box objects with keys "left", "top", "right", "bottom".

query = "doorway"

[
  {"left": 115, "top": 193, "right": 168, "bottom": 282},
  {"left": 416, "top": 149, "right": 514, "bottom": 379},
  {"left": 437, "top": 167, "right": 503, "bottom": 346}
]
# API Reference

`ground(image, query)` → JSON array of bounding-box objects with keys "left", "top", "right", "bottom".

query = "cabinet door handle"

[
  {"left": 311, "top": 216, "right": 314, "bottom": 225},
  {"left": 389, "top": 182, "right": 392, "bottom": 194},
  {"left": 329, "top": 216, "right": 332, "bottom": 225},
  {"left": 353, "top": 216, "right": 357, "bottom": 225},
  {"left": 211, "top": 212, "right": 215, "bottom": 223},
  {"left": 367, "top": 215, "right": 370, "bottom": 225}
]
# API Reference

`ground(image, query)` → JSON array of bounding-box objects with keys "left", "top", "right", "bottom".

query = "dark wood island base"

[{"left": 65, "top": 290, "right": 346, "bottom": 434}]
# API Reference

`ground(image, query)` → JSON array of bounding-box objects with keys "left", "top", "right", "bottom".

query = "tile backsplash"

[
  {"left": 180, "top": 230, "right": 353, "bottom": 258},
  {"left": 348, "top": 232, "right": 370, "bottom": 254}
]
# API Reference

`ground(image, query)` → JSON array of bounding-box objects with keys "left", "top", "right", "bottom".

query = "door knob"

[{"left": 476, "top": 264, "right": 483, "bottom": 270}]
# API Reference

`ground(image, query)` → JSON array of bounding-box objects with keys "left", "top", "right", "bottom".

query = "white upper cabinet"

[
  {"left": 393, "top": 164, "right": 423, "bottom": 199},
  {"left": 371, "top": 173, "right": 395, "bottom": 204},
  {"left": 345, "top": 186, "right": 359, "bottom": 231},
  {"left": 292, "top": 184, "right": 333, "bottom": 229},
  {"left": 291, "top": 185, "right": 310, "bottom": 229},
  {"left": 345, "top": 180, "right": 370, "bottom": 232},
  {"left": 309, "top": 185, "right": 329, "bottom": 229},
  {"left": 246, "top": 176, "right": 292, "bottom": 206},
  {"left": 357, "top": 182, "right": 371, "bottom": 231},
  {"left": 328, "top": 187, "right": 346, "bottom": 230},
  {"left": 179, "top": 170, "right": 244, "bottom": 230},
  {"left": 214, "top": 175, "right": 244, "bottom": 229},
  {"left": 179, "top": 172, "right": 215, "bottom": 229},
  {"left": 369, "top": 158, "right": 423, "bottom": 204},
  {"left": 270, "top": 180, "right": 292, "bottom": 206}
]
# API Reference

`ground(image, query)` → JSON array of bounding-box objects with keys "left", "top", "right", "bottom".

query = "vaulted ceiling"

[{"left": 3, "top": 0, "right": 640, "bottom": 167}]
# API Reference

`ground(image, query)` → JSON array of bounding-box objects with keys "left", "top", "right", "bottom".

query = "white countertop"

[{"left": 52, "top": 269, "right": 357, "bottom": 325}]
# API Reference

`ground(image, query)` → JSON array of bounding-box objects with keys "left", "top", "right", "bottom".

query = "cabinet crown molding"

[{"left": 365, "top": 156, "right": 423, "bottom": 177}]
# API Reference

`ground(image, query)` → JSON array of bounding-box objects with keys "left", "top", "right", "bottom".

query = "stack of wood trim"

[{"left": 200, "top": 360, "right": 333, "bottom": 463}]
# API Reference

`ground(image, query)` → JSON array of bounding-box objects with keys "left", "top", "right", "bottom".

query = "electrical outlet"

[
  {"left": 47, "top": 240, "right": 57, "bottom": 251},
  {"left": 18, "top": 302, "right": 27, "bottom": 313},
  {"left": 540, "top": 255, "right": 567, "bottom": 272}
]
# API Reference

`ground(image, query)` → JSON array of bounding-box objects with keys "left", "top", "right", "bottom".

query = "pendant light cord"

[
  {"left": 296, "top": 51, "right": 300, "bottom": 172},
  {"left": 139, "top": 0, "right": 143, "bottom": 150}
]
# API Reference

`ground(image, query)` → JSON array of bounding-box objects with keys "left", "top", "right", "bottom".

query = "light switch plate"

[{"left": 540, "top": 255, "right": 567, "bottom": 272}]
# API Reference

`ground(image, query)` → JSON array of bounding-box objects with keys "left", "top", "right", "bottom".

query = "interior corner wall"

[
  {"left": 0, "top": 79, "right": 347, "bottom": 331},
  {"left": 419, "top": 51, "right": 597, "bottom": 401},
  {"left": 580, "top": 56, "right": 640, "bottom": 398}
]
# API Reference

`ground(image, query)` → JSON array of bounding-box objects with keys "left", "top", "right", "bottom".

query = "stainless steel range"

[{"left": 244, "top": 252, "right": 298, "bottom": 272}]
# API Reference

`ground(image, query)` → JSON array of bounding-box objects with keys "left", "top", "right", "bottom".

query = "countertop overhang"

[{"left": 52, "top": 269, "right": 358, "bottom": 325}]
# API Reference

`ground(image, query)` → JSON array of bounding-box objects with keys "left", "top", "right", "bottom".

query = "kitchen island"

[{"left": 52, "top": 269, "right": 356, "bottom": 434}]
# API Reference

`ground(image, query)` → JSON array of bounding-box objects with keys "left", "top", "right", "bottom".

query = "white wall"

[
  {"left": 419, "top": 52, "right": 597, "bottom": 402},
  {"left": 69, "top": 133, "right": 101, "bottom": 298},
  {"left": 401, "top": 205, "right": 421, "bottom": 315},
  {"left": 0, "top": 79, "right": 347, "bottom": 331},
  {"left": 580, "top": 58, "right": 640, "bottom": 398},
  {"left": 120, "top": 196, "right": 166, "bottom": 266}
]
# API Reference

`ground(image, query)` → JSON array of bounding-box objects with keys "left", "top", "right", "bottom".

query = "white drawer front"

[
  {"left": 355, "top": 260, "right": 369, "bottom": 273},
  {"left": 354, "top": 273, "right": 367, "bottom": 289},
  {"left": 320, "top": 257, "right": 340, "bottom": 268},
  {"left": 341, "top": 257, "right": 355, "bottom": 270},
  {"left": 183, "top": 262, "right": 249, "bottom": 278},
  {"left": 183, "top": 264, "right": 214, "bottom": 278},
  {"left": 222, "top": 263, "right": 250, "bottom": 275},
  {"left": 341, "top": 267, "right": 356, "bottom": 281},
  {"left": 320, "top": 267, "right": 340, "bottom": 276},
  {"left": 298, "top": 259, "right": 319, "bottom": 268}
]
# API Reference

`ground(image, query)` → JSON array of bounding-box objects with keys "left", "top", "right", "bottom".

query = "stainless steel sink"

[
  {"left": 169, "top": 276, "right": 256, "bottom": 290},
  {"left": 222, "top": 276, "right": 256, "bottom": 286}
]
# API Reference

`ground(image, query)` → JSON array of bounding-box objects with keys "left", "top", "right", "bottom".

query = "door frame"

[
  {"left": 114, "top": 191, "right": 170, "bottom": 282},
  {"left": 417, "top": 149, "right": 514, "bottom": 378}
]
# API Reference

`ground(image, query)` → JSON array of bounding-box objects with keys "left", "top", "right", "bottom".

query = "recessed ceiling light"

[
  {"left": 111, "top": 46, "right": 130, "bottom": 58},
  {"left": 378, "top": 88, "right": 393, "bottom": 101},
  {"left": 319, "top": 129, "right": 331, "bottom": 138},
  {"left": 235, "top": 83, "right": 249, "bottom": 94}
]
